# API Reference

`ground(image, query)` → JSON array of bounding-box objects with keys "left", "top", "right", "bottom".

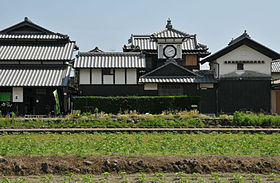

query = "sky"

[{"left": 1, "top": 0, "right": 280, "bottom": 69}]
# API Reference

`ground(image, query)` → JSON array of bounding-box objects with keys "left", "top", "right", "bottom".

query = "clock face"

[{"left": 163, "top": 45, "right": 176, "bottom": 58}]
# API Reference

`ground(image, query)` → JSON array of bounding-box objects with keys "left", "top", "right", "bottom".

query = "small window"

[
  {"left": 237, "top": 63, "right": 244, "bottom": 70},
  {"left": 103, "top": 69, "right": 114, "bottom": 75}
]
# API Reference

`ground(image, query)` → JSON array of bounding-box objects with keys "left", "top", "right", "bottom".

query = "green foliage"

[
  {"left": 232, "top": 173, "right": 246, "bottom": 183},
  {"left": 137, "top": 173, "right": 146, "bottom": 183},
  {"left": 40, "top": 174, "right": 54, "bottom": 183},
  {"left": 0, "top": 111, "right": 210, "bottom": 128},
  {"left": 0, "top": 132, "right": 279, "bottom": 156},
  {"left": 1, "top": 178, "right": 11, "bottom": 183},
  {"left": 73, "top": 96, "right": 200, "bottom": 114},
  {"left": 14, "top": 177, "right": 27, "bottom": 183},
  {"left": 233, "top": 111, "right": 280, "bottom": 126}
]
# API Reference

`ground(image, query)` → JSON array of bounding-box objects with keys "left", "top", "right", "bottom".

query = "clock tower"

[{"left": 151, "top": 19, "right": 189, "bottom": 60}]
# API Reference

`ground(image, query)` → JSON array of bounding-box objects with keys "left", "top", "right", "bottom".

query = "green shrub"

[
  {"left": 73, "top": 96, "right": 200, "bottom": 114},
  {"left": 233, "top": 111, "right": 280, "bottom": 126}
]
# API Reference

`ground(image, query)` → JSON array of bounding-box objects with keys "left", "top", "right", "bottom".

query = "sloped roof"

[
  {"left": 124, "top": 34, "right": 207, "bottom": 51},
  {"left": 151, "top": 19, "right": 190, "bottom": 39},
  {"left": 0, "top": 17, "right": 69, "bottom": 41},
  {"left": 201, "top": 31, "right": 280, "bottom": 64},
  {"left": 0, "top": 42, "right": 76, "bottom": 60},
  {"left": 139, "top": 75, "right": 216, "bottom": 84},
  {"left": 0, "top": 17, "right": 77, "bottom": 61},
  {"left": 74, "top": 52, "right": 145, "bottom": 68},
  {"left": 0, "top": 65, "right": 71, "bottom": 86},
  {"left": 123, "top": 19, "right": 209, "bottom": 53},
  {"left": 142, "top": 60, "right": 200, "bottom": 77},
  {"left": 221, "top": 70, "right": 270, "bottom": 79},
  {"left": 139, "top": 61, "right": 216, "bottom": 83}
]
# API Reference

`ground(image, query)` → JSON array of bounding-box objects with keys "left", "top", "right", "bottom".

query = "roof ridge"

[
  {"left": 0, "top": 17, "right": 69, "bottom": 39},
  {"left": 151, "top": 27, "right": 191, "bottom": 39},
  {"left": 228, "top": 30, "right": 250, "bottom": 45},
  {"left": 78, "top": 51, "right": 143, "bottom": 56}
]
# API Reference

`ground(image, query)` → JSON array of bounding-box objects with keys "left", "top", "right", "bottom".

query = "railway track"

[{"left": 0, "top": 127, "right": 280, "bottom": 133}]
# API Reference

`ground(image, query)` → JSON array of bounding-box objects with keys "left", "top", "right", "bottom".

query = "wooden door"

[{"left": 276, "top": 90, "right": 280, "bottom": 114}]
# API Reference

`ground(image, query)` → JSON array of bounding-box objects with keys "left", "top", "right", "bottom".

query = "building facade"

[
  {"left": 0, "top": 17, "right": 77, "bottom": 115},
  {"left": 75, "top": 21, "right": 280, "bottom": 114},
  {"left": 74, "top": 19, "right": 217, "bottom": 113},
  {"left": 1, "top": 18, "right": 279, "bottom": 115},
  {"left": 202, "top": 31, "right": 280, "bottom": 113}
]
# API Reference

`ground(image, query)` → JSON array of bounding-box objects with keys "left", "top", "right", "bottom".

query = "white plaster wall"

[
  {"left": 103, "top": 75, "right": 113, "bottom": 84},
  {"left": 79, "top": 69, "right": 90, "bottom": 84},
  {"left": 115, "top": 69, "right": 125, "bottom": 84},
  {"left": 13, "top": 87, "right": 23, "bottom": 102},
  {"left": 216, "top": 45, "right": 272, "bottom": 77},
  {"left": 126, "top": 69, "right": 137, "bottom": 84},
  {"left": 91, "top": 69, "right": 102, "bottom": 84}
]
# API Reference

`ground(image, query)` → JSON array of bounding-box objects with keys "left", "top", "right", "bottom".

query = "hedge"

[{"left": 73, "top": 96, "right": 200, "bottom": 114}]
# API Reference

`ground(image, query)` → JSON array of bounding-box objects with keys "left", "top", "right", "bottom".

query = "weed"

[{"left": 137, "top": 173, "right": 146, "bottom": 183}]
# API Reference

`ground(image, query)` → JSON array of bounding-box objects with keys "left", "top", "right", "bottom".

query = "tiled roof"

[
  {"left": 139, "top": 75, "right": 216, "bottom": 83},
  {"left": 272, "top": 60, "right": 280, "bottom": 73},
  {"left": 139, "top": 66, "right": 217, "bottom": 83},
  {"left": 123, "top": 19, "right": 208, "bottom": 52},
  {"left": 0, "top": 34, "right": 67, "bottom": 40},
  {"left": 151, "top": 19, "right": 189, "bottom": 39},
  {"left": 124, "top": 34, "right": 204, "bottom": 51},
  {"left": 151, "top": 28, "right": 189, "bottom": 39},
  {"left": 139, "top": 76, "right": 196, "bottom": 83},
  {"left": 0, "top": 65, "right": 71, "bottom": 86},
  {"left": 0, "top": 17, "right": 69, "bottom": 41},
  {"left": 0, "top": 42, "right": 76, "bottom": 60},
  {"left": 74, "top": 52, "right": 146, "bottom": 68}
]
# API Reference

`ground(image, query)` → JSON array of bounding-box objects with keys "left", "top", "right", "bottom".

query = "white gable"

[{"left": 214, "top": 45, "right": 272, "bottom": 78}]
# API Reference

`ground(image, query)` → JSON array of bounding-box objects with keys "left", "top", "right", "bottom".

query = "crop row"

[
  {"left": 1, "top": 172, "right": 280, "bottom": 183},
  {"left": 0, "top": 132, "right": 279, "bottom": 156}
]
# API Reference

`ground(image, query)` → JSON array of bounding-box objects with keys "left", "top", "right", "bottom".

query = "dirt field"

[{"left": 0, "top": 155, "right": 279, "bottom": 176}]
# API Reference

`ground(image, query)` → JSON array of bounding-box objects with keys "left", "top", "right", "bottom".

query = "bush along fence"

[{"left": 73, "top": 96, "right": 200, "bottom": 114}]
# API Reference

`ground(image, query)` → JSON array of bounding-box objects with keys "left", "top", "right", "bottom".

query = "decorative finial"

[
  {"left": 243, "top": 30, "right": 250, "bottom": 38},
  {"left": 166, "top": 18, "right": 172, "bottom": 29},
  {"left": 24, "top": 17, "right": 28, "bottom": 21}
]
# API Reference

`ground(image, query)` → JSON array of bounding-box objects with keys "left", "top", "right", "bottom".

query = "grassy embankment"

[{"left": 0, "top": 111, "right": 280, "bottom": 128}]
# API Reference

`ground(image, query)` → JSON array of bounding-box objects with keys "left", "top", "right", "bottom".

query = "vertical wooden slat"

[
  {"left": 276, "top": 90, "right": 280, "bottom": 114},
  {"left": 185, "top": 55, "right": 197, "bottom": 66}
]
